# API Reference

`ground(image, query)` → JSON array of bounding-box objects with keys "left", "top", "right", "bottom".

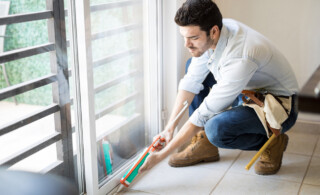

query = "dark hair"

[{"left": 175, "top": 0, "right": 223, "bottom": 35}]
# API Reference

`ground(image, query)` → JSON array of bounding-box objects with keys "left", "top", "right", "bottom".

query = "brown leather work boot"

[
  {"left": 168, "top": 131, "right": 220, "bottom": 167},
  {"left": 254, "top": 134, "right": 289, "bottom": 175}
]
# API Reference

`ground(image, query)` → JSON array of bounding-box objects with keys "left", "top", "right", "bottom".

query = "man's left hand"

[{"left": 139, "top": 151, "right": 164, "bottom": 173}]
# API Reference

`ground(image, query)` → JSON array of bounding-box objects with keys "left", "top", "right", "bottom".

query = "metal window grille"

[{"left": 0, "top": 0, "right": 145, "bottom": 189}]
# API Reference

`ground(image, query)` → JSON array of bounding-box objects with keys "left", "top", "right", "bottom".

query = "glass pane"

[
  {"left": 0, "top": 85, "right": 53, "bottom": 127},
  {"left": 0, "top": 53, "right": 51, "bottom": 90},
  {"left": 0, "top": 113, "right": 56, "bottom": 169},
  {"left": 0, "top": 20, "right": 49, "bottom": 52},
  {"left": 89, "top": 0, "right": 145, "bottom": 184},
  {"left": 0, "top": 85, "right": 55, "bottom": 172},
  {"left": 0, "top": 0, "right": 47, "bottom": 15},
  {"left": 90, "top": 5, "right": 142, "bottom": 33},
  {"left": 91, "top": 31, "right": 139, "bottom": 60},
  {"left": 9, "top": 143, "right": 57, "bottom": 173}
]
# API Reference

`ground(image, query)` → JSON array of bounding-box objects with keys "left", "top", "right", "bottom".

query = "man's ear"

[{"left": 210, "top": 25, "right": 219, "bottom": 40}]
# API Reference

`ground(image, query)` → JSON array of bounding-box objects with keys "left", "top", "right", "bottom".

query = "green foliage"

[
  {"left": 0, "top": 0, "right": 142, "bottom": 117},
  {"left": 1, "top": 0, "right": 51, "bottom": 105}
]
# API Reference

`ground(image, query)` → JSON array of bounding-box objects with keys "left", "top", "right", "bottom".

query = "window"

[
  {"left": 72, "top": 0, "right": 162, "bottom": 193},
  {"left": 0, "top": 0, "right": 162, "bottom": 194}
]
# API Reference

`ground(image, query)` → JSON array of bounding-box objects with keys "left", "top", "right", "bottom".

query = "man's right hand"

[{"left": 153, "top": 128, "right": 174, "bottom": 150}]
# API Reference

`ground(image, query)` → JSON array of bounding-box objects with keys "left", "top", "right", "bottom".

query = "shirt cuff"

[
  {"left": 189, "top": 109, "right": 210, "bottom": 127},
  {"left": 178, "top": 79, "right": 204, "bottom": 94}
]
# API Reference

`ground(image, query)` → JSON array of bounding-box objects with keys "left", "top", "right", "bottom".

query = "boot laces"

[
  {"left": 191, "top": 134, "right": 202, "bottom": 151},
  {"left": 261, "top": 149, "right": 271, "bottom": 161},
  {"left": 191, "top": 134, "right": 198, "bottom": 144}
]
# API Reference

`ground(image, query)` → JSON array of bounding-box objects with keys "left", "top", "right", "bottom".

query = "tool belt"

[{"left": 241, "top": 90, "right": 292, "bottom": 138}]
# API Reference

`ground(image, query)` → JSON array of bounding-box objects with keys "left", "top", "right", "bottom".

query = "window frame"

[{"left": 72, "top": 0, "right": 163, "bottom": 194}]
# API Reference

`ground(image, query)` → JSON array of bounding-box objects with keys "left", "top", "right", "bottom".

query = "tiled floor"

[{"left": 115, "top": 130, "right": 320, "bottom": 195}]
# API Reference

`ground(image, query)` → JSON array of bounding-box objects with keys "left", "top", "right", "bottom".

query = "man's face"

[{"left": 179, "top": 25, "right": 213, "bottom": 57}]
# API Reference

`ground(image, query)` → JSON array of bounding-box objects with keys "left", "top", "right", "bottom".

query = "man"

[{"left": 140, "top": 0, "right": 298, "bottom": 175}]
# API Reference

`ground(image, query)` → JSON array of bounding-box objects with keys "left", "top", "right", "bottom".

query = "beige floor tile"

[
  {"left": 115, "top": 188, "right": 158, "bottom": 195},
  {"left": 229, "top": 151, "right": 311, "bottom": 183},
  {"left": 129, "top": 157, "right": 225, "bottom": 195},
  {"left": 290, "top": 120, "right": 320, "bottom": 135},
  {"left": 286, "top": 131, "right": 318, "bottom": 156},
  {"left": 211, "top": 172, "right": 300, "bottom": 195},
  {"left": 299, "top": 184, "right": 320, "bottom": 195},
  {"left": 192, "top": 148, "right": 241, "bottom": 172},
  {"left": 314, "top": 138, "right": 320, "bottom": 157},
  {"left": 303, "top": 156, "right": 320, "bottom": 186}
]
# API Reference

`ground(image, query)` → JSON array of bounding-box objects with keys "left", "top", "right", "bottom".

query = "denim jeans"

[{"left": 185, "top": 59, "right": 298, "bottom": 151}]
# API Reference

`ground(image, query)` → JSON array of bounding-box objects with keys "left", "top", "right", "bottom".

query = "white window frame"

[{"left": 72, "top": 0, "right": 162, "bottom": 194}]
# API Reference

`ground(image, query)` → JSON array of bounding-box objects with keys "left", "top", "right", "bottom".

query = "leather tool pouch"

[{"left": 241, "top": 90, "right": 291, "bottom": 137}]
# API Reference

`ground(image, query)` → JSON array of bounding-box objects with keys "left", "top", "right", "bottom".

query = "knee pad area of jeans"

[{"left": 204, "top": 117, "right": 226, "bottom": 147}]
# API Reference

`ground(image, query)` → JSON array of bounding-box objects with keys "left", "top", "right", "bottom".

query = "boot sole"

[
  {"left": 168, "top": 155, "right": 220, "bottom": 167},
  {"left": 255, "top": 134, "right": 289, "bottom": 175}
]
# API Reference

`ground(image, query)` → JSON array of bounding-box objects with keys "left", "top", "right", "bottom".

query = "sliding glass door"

[
  {"left": 0, "top": 0, "right": 161, "bottom": 194},
  {"left": 69, "top": 0, "right": 162, "bottom": 194}
]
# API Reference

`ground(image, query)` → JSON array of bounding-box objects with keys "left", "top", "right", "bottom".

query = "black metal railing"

[{"left": 0, "top": 0, "right": 142, "bottom": 181}]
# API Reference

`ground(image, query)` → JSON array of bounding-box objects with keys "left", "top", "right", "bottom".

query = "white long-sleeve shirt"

[{"left": 179, "top": 19, "right": 298, "bottom": 127}]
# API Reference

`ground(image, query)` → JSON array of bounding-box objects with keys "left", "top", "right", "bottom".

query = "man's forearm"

[
  {"left": 161, "top": 120, "right": 202, "bottom": 158},
  {"left": 166, "top": 90, "right": 195, "bottom": 133}
]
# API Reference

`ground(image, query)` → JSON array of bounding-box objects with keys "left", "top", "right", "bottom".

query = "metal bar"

[
  {"left": 93, "top": 48, "right": 140, "bottom": 68},
  {"left": 90, "top": 0, "right": 142, "bottom": 12},
  {"left": 41, "top": 160, "right": 64, "bottom": 174},
  {"left": 0, "top": 43, "right": 55, "bottom": 64},
  {"left": 91, "top": 23, "right": 141, "bottom": 40},
  {"left": 48, "top": 0, "right": 75, "bottom": 180},
  {"left": 94, "top": 70, "right": 139, "bottom": 94},
  {"left": 0, "top": 74, "right": 57, "bottom": 101},
  {"left": 0, "top": 132, "right": 61, "bottom": 166},
  {"left": 0, "top": 10, "right": 53, "bottom": 25},
  {"left": 96, "top": 113, "right": 141, "bottom": 141},
  {"left": 0, "top": 104, "right": 60, "bottom": 136},
  {"left": 95, "top": 92, "right": 139, "bottom": 120}
]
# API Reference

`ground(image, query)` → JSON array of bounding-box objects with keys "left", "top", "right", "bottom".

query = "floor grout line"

[
  {"left": 297, "top": 134, "right": 320, "bottom": 195},
  {"left": 299, "top": 183, "right": 320, "bottom": 188},
  {"left": 208, "top": 150, "right": 243, "bottom": 194},
  {"left": 221, "top": 150, "right": 311, "bottom": 185}
]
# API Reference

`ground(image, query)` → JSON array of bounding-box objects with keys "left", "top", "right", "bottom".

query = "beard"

[
  {"left": 188, "top": 47, "right": 205, "bottom": 57},
  {"left": 188, "top": 36, "right": 214, "bottom": 57}
]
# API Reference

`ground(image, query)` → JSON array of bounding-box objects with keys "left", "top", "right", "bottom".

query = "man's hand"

[
  {"left": 139, "top": 121, "right": 202, "bottom": 174},
  {"left": 139, "top": 151, "right": 164, "bottom": 173},
  {"left": 154, "top": 129, "right": 173, "bottom": 150}
]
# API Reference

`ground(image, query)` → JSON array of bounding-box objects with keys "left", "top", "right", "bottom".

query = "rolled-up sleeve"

[
  {"left": 178, "top": 52, "right": 210, "bottom": 94},
  {"left": 189, "top": 58, "right": 259, "bottom": 127}
]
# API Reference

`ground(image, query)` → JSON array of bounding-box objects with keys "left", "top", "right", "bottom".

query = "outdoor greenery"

[
  {"left": 0, "top": 0, "right": 50, "bottom": 105},
  {"left": 0, "top": 0, "right": 142, "bottom": 118}
]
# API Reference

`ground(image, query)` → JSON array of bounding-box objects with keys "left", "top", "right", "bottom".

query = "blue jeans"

[{"left": 185, "top": 59, "right": 298, "bottom": 151}]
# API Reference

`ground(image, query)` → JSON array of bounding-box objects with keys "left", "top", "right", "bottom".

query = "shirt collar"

[{"left": 208, "top": 25, "right": 229, "bottom": 65}]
